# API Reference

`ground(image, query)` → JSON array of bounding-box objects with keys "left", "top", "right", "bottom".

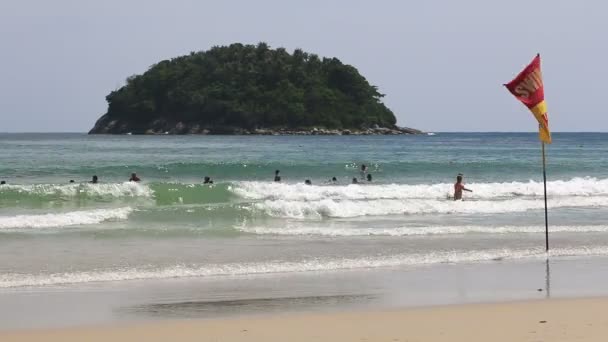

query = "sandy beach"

[{"left": 3, "top": 297, "right": 607, "bottom": 342}]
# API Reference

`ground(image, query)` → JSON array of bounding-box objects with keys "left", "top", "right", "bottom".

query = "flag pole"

[{"left": 542, "top": 141, "right": 549, "bottom": 252}]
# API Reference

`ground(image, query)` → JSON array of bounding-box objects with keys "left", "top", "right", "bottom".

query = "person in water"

[
  {"left": 360, "top": 164, "right": 368, "bottom": 178},
  {"left": 90, "top": 175, "right": 98, "bottom": 184},
  {"left": 454, "top": 174, "right": 472, "bottom": 200},
  {"left": 331, "top": 177, "right": 338, "bottom": 183},
  {"left": 366, "top": 174, "right": 372, "bottom": 182},
  {"left": 274, "top": 170, "right": 281, "bottom": 182},
  {"left": 69, "top": 180, "right": 75, "bottom": 183},
  {"left": 0, "top": 181, "right": 5, "bottom": 185},
  {"left": 129, "top": 173, "right": 141, "bottom": 182},
  {"left": 203, "top": 176, "right": 213, "bottom": 184},
  {"left": 352, "top": 177, "right": 358, "bottom": 184},
  {"left": 304, "top": 179, "right": 312, "bottom": 185}
]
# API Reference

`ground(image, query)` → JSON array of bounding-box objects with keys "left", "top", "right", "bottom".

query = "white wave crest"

[
  {"left": 238, "top": 224, "right": 608, "bottom": 237},
  {"left": 0, "top": 207, "right": 133, "bottom": 229},
  {"left": 1, "top": 182, "right": 154, "bottom": 198},
  {"left": 253, "top": 196, "right": 608, "bottom": 218},
  {"left": 3, "top": 246, "right": 608, "bottom": 288},
  {"left": 233, "top": 177, "right": 608, "bottom": 201}
]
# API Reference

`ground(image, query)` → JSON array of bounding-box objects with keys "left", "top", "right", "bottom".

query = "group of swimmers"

[
  {"left": 276, "top": 167, "right": 472, "bottom": 200},
  {"left": 72, "top": 173, "right": 143, "bottom": 184},
  {"left": 1, "top": 165, "right": 472, "bottom": 200},
  {"left": 78, "top": 173, "right": 214, "bottom": 184},
  {"left": 273, "top": 164, "right": 374, "bottom": 186}
]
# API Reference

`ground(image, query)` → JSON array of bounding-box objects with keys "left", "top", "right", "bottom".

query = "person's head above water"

[
  {"left": 352, "top": 177, "right": 358, "bottom": 184},
  {"left": 204, "top": 176, "right": 212, "bottom": 184},
  {"left": 367, "top": 174, "right": 372, "bottom": 182},
  {"left": 332, "top": 177, "right": 337, "bottom": 182},
  {"left": 69, "top": 180, "right": 74, "bottom": 183},
  {"left": 361, "top": 164, "right": 367, "bottom": 171},
  {"left": 304, "top": 179, "right": 312, "bottom": 185},
  {"left": 275, "top": 170, "right": 280, "bottom": 175},
  {"left": 0, "top": 181, "right": 5, "bottom": 185},
  {"left": 91, "top": 175, "right": 98, "bottom": 183}
]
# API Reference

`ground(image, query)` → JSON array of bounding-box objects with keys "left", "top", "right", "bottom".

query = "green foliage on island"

[{"left": 100, "top": 43, "right": 397, "bottom": 131}]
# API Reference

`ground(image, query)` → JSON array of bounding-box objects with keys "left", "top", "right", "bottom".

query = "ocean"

[
  {"left": 1, "top": 132, "right": 608, "bottom": 286},
  {"left": 1, "top": 132, "right": 608, "bottom": 327}
]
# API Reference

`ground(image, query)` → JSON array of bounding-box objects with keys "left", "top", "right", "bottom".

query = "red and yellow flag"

[{"left": 504, "top": 54, "right": 551, "bottom": 144}]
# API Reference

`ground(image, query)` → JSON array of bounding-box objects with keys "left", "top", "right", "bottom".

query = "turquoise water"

[
  {"left": 2, "top": 133, "right": 607, "bottom": 184},
  {"left": 1, "top": 133, "right": 608, "bottom": 288}
]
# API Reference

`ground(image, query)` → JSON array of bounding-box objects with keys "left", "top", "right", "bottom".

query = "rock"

[
  {"left": 187, "top": 124, "right": 201, "bottom": 134},
  {"left": 253, "top": 128, "right": 272, "bottom": 135},
  {"left": 88, "top": 121, "right": 424, "bottom": 136},
  {"left": 396, "top": 126, "right": 424, "bottom": 134}
]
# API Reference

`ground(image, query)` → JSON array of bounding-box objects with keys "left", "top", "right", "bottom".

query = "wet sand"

[
  {"left": 3, "top": 297, "right": 608, "bottom": 342},
  {"left": 5, "top": 257, "right": 608, "bottom": 331}
]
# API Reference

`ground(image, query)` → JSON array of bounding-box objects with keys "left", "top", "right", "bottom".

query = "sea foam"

[
  {"left": 0, "top": 207, "right": 133, "bottom": 229},
  {"left": 238, "top": 224, "right": 608, "bottom": 237},
  {"left": 0, "top": 182, "right": 153, "bottom": 199},
  {"left": 2, "top": 246, "right": 607, "bottom": 288},
  {"left": 233, "top": 177, "right": 608, "bottom": 201},
  {"left": 252, "top": 196, "right": 608, "bottom": 218}
]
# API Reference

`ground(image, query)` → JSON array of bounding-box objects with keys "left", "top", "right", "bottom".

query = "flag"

[{"left": 504, "top": 54, "right": 551, "bottom": 144}]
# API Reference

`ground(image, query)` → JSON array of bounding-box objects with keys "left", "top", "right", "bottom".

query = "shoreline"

[
  {"left": 3, "top": 297, "right": 607, "bottom": 341},
  {"left": 88, "top": 124, "right": 425, "bottom": 135},
  {"left": 4, "top": 256, "right": 608, "bottom": 331}
]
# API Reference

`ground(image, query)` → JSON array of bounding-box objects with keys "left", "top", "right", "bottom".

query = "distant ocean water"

[{"left": 1, "top": 133, "right": 608, "bottom": 288}]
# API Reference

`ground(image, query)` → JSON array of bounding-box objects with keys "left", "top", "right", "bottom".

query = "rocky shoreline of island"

[{"left": 88, "top": 116, "right": 424, "bottom": 135}]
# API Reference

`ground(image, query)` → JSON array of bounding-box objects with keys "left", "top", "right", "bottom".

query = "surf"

[
  {"left": 3, "top": 246, "right": 608, "bottom": 288},
  {"left": 237, "top": 224, "right": 608, "bottom": 237},
  {"left": 0, "top": 207, "right": 133, "bottom": 230}
]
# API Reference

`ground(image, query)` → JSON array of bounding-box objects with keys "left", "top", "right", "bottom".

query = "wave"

[
  {"left": 0, "top": 182, "right": 230, "bottom": 206},
  {"left": 3, "top": 246, "right": 608, "bottom": 288},
  {"left": 3, "top": 177, "right": 608, "bottom": 213},
  {"left": 233, "top": 177, "right": 608, "bottom": 201},
  {"left": 0, "top": 207, "right": 133, "bottom": 229},
  {"left": 0, "top": 182, "right": 153, "bottom": 200},
  {"left": 4, "top": 177, "right": 608, "bottom": 202},
  {"left": 252, "top": 196, "right": 608, "bottom": 218},
  {"left": 238, "top": 225, "right": 608, "bottom": 237}
]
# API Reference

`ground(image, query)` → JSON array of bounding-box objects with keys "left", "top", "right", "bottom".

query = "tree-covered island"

[{"left": 89, "top": 43, "right": 421, "bottom": 135}]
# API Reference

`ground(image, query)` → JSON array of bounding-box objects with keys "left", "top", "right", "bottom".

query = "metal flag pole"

[{"left": 541, "top": 141, "right": 549, "bottom": 252}]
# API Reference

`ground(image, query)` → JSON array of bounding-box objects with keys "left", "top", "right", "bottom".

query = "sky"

[{"left": 0, "top": 0, "right": 607, "bottom": 132}]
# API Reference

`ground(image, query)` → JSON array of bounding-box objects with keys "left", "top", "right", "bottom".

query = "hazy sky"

[{"left": 1, "top": 0, "right": 607, "bottom": 132}]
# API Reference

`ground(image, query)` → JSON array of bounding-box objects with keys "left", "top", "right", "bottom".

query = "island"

[{"left": 89, "top": 43, "right": 422, "bottom": 135}]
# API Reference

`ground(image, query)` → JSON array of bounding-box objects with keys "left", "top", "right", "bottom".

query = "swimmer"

[
  {"left": 454, "top": 174, "right": 472, "bottom": 200},
  {"left": 129, "top": 173, "right": 141, "bottom": 182}
]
